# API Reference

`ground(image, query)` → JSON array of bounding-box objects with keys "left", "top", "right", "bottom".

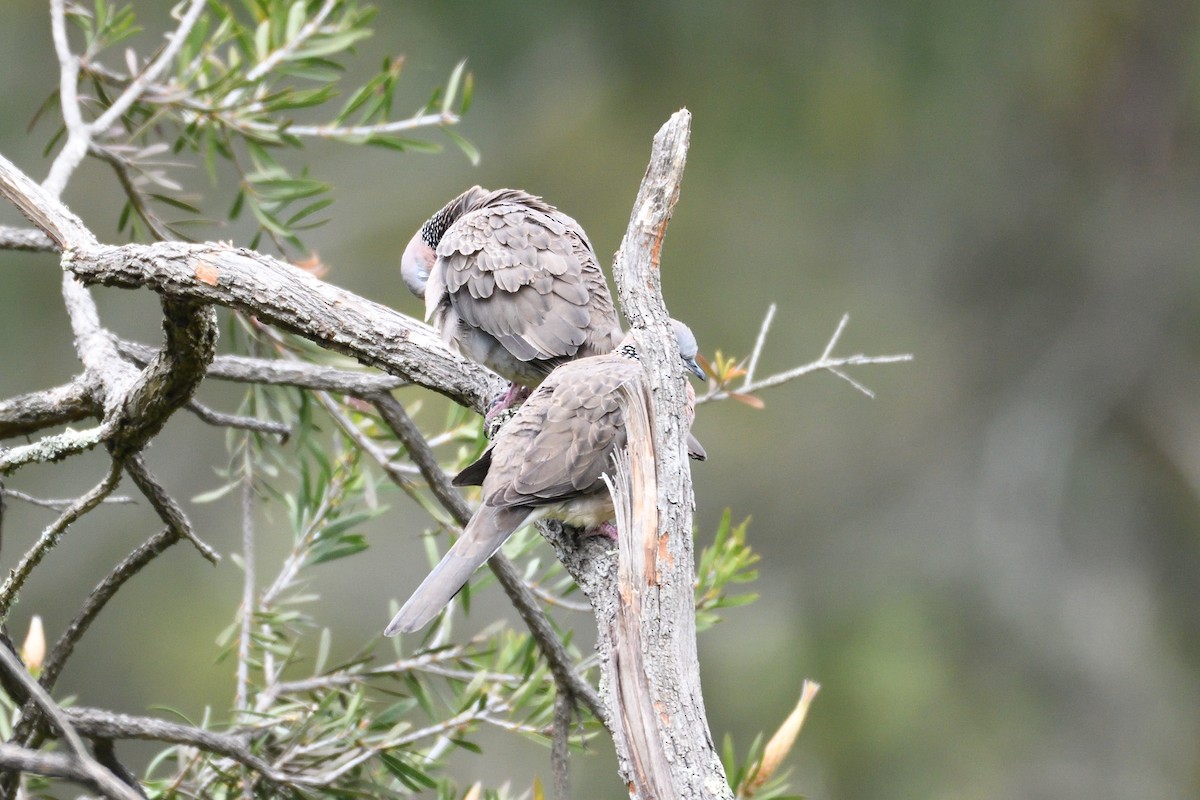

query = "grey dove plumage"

[
  {"left": 384, "top": 321, "right": 706, "bottom": 636},
  {"left": 401, "top": 186, "right": 623, "bottom": 390}
]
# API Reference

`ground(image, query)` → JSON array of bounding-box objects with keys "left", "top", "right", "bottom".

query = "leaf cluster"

[
  {"left": 695, "top": 509, "right": 760, "bottom": 630},
  {"left": 45, "top": 0, "right": 475, "bottom": 251}
]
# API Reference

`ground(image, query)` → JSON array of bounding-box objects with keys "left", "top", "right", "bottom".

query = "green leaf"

[
  {"left": 191, "top": 480, "right": 240, "bottom": 504},
  {"left": 336, "top": 74, "right": 385, "bottom": 124},
  {"left": 366, "top": 135, "right": 442, "bottom": 153},
  {"left": 315, "top": 510, "right": 378, "bottom": 542},
  {"left": 308, "top": 535, "right": 369, "bottom": 565},
  {"left": 379, "top": 753, "right": 436, "bottom": 790},
  {"left": 285, "top": 0, "right": 306, "bottom": 41},
  {"left": 229, "top": 188, "right": 246, "bottom": 220},
  {"left": 263, "top": 84, "right": 338, "bottom": 111},
  {"left": 254, "top": 19, "right": 271, "bottom": 61},
  {"left": 444, "top": 127, "right": 480, "bottom": 166},
  {"left": 314, "top": 627, "right": 331, "bottom": 675},
  {"left": 285, "top": 197, "right": 334, "bottom": 227},
  {"left": 442, "top": 59, "right": 467, "bottom": 115},
  {"left": 247, "top": 198, "right": 292, "bottom": 236},
  {"left": 460, "top": 70, "right": 474, "bottom": 114},
  {"left": 149, "top": 194, "right": 202, "bottom": 214},
  {"left": 292, "top": 29, "right": 372, "bottom": 60}
]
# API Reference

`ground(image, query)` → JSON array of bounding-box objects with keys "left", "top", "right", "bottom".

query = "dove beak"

[{"left": 683, "top": 356, "right": 706, "bottom": 381}]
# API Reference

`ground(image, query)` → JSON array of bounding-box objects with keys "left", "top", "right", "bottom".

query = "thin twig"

[
  {"left": 0, "top": 418, "right": 117, "bottom": 474},
  {"left": 743, "top": 303, "right": 776, "bottom": 386},
  {"left": 89, "top": 0, "right": 208, "bottom": 135},
  {"left": 116, "top": 340, "right": 408, "bottom": 395},
  {"left": 240, "top": 111, "right": 459, "bottom": 140},
  {"left": 45, "top": 0, "right": 88, "bottom": 199},
  {"left": 0, "top": 460, "right": 122, "bottom": 619},
  {"left": 42, "top": 527, "right": 180, "bottom": 692},
  {"left": 186, "top": 400, "right": 291, "bottom": 439},
  {"left": 123, "top": 455, "right": 218, "bottom": 562},
  {"left": 244, "top": 0, "right": 336, "bottom": 83},
  {"left": 552, "top": 691, "right": 572, "bottom": 800},
  {"left": 0, "top": 225, "right": 56, "bottom": 252},
  {"left": 92, "top": 145, "right": 173, "bottom": 241},
  {"left": 2, "top": 489, "right": 135, "bottom": 510},
  {"left": 235, "top": 453, "right": 255, "bottom": 717},
  {"left": 698, "top": 312, "right": 913, "bottom": 405},
  {"left": 61, "top": 707, "right": 291, "bottom": 783},
  {"left": 0, "top": 378, "right": 97, "bottom": 441},
  {"left": 45, "top": 0, "right": 205, "bottom": 195},
  {"left": 314, "top": 390, "right": 416, "bottom": 490},
  {"left": 527, "top": 581, "right": 592, "bottom": 613},
  {"left": 8, "top": 524, "right": 187, "bottom": 770}
]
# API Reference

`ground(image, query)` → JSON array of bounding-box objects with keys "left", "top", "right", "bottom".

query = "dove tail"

[{"left": 384, "top": 505, "right": 530, "bottom": 636}]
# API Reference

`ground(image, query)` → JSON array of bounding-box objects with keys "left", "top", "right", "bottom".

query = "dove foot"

[
  {"left": 485, "top": 383, "right": 531, "bottom": 421},
  {"left": 582, "top": 521, "right": 619, "bottom": 541}
]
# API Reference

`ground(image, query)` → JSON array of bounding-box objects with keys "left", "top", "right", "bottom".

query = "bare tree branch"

[
  {"left": 0, "top": 460, "right": 123, "bottom": 619},
  {"left": 699, "top": 311, "right": 912, "bottom": 405},
  {"left": 0, "top": 154, "right": 95, "bottom": 250},
  {"left": 62, "top": 707, "right": 287, "bottom": 783},
  {"left": 67, "top": 240, "right": 499, "bottom": 410},
  {"left": 8, "top": 526, "right": 192, "bottom": 772},
  {"left": 117, "top": 340, "right": 408, "bottom": 394},
  {"left": 602, "top": 396, "right": 676, "bottom": 799},
  {"left": 608, "top": 109, "right": 733, "bottom": 799},
  {"left": 185, "top": 400, "right": 290, "bottom": 439},
  {"left": 0, "top": 418, "right": 116, "bottom": 473},
  {"left": 42, "top": 527, "right": 181, "bottom": 692},
  {"left": 0, "top": 225, "right": 55, "bottom": 252},
  {"left": 0, "top": 378, "right": 97, "bottom": 440},
  {"left": 105, "top": 297, "right": 217, "bottom": 459},
  {"left": 0, "top": 644, "right": 144, "bottom": 800},
  {"left": 0, "top": 742, "right": 95, "bottom": 784},
  {"left": 123, "top": 455, "right": 218, "bottom": 563},
  {"left": 1, "top": 489, "right": 134, "bottom": 510}
]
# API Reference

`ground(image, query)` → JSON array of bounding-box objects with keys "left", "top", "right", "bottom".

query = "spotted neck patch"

[
  {"left": 618, "top": 343, "right": 639, "bottom": 360},
  {"left": 420, "top": 208, "right": 450, "bottom": 248}
]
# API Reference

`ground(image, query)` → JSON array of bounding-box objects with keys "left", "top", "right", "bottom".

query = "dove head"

[
  {"left": 401, "top": 187, "right": 495, "bottom": 299},
  {"left": 618, "top": 319, "right": 706, "bottom": 381},
  {"left": 400, "top": 231, "right": 434, "bottom": 298},
  {"left": 671, "top": 319, "right": 706, "bottom": 380}
]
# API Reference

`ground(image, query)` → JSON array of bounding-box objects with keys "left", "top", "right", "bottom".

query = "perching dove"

[
  {"left": 401, "top": 186, "right": 623, "bottom": 411},
  {"left": 384, "top": 320, "right": 706, "bottom": 636}
]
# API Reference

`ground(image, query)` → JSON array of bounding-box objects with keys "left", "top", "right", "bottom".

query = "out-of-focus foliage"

[
  {"left": 46, "top": 0, "right": 474, "bottom": 251},
  {"left": 2, "top": 0, "right": 1199, "bottom": 798},
  {"left": 695, "top": 510, "right": 759, "bottom": 631}
]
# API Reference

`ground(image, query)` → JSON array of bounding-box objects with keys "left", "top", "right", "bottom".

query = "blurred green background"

[{"left": 3, "top": 1, "right": 1200, "bottom": 797}]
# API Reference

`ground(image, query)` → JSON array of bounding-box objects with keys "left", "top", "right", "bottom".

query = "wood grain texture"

[{"left": 68, "top": 241, "right": 501, "bottom": 412}]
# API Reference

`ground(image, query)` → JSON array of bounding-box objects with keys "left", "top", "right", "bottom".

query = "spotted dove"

[
  {"left": 401, "top": 186, "right": 623, "bottom": 396},
  {"left": 384, "top": 321, "right": 706, "bottom": 635}
]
